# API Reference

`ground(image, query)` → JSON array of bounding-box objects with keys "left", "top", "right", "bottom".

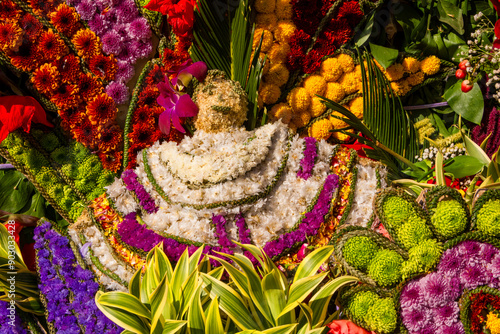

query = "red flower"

[
  {"left": 0, "top": 95, "right": 53, "bottom": 143},
  {"left": 494, "top": 19, "right": 500, "bottom": 49},
  {"left": 145, "top": 0, "right": 196, "bottom": 37},
  {"left": 491, "top": 0, "right": 500, "bottom": 16},
  {"left": 327, "top": 320, "right": 372, "bottom": 334}
]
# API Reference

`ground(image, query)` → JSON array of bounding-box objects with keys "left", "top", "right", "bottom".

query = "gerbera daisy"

[
  {"left": 0, "top": 1, "right": 21, "bottom": 21},
  {"left": 72, "top": 118, "right": 97, "bottom": 149},
  {"left": 31, "top": 63, "right": 60, "bottom": 94},
  {"left": 76, "top": 73, "right": 103, "bottom": 101},
  {"left": 0, "top": 21, "right": 23, "bottom": 52},
  {"left": 53, "top": 54, "right": 81, "bottom": 83},
  {"left": 137, "top": 84, "right": 160, "bottom": 106},
  {"left": 89, "top": 54, "right": 117, "bottom": 81},
  {"left": 97, "top": 125, "right": 122, "bottom": 153},
  {"left": 86, "top": 93, "right": 117, "bottom": 126},
  {"left": 9, "top": 39, "right": 41, "bottom": 72},
  {"left": 98, "top": 150, "right": 122, "bottom": 172},
  {"left": 72, "top": 29, "right": 100, "bottom": 59},
  {"left": 51, "top": 83, "right": 79, "bottom": 109},
  {"left": 19, "top": 13, "right": 42, "bottom": 40},
  {"left": 38, "top": 29, "right": 68, "bottom": 62},
  {"left": 50, "top": 3, "right": 81, "bottom": 37}
]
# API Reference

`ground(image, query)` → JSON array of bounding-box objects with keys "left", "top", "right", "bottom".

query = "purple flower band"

[
  {"left": 121, "top": 169, "right": 158, "bottom": 214},
  {"left": 297, "top": 137, "right": 318, "bottom": 180}
]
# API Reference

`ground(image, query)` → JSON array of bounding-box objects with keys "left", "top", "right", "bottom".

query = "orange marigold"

[
  {"left": 76, "top": 73, "right": 103, "bottom": 101},
  {"left": 51, "top": 83, "right": 79, "bottom": 109},
  {"left": 32, "top": 63, "right": 60, "bottom": 94},
  {"left": 97, "top": 125, "right": 123, "bottom": 153},
  {"left": 9, "top": 40, "right": 41, "bottom": 72},
  {"left": 72, "top": 29, "right": 100, "bottom": 59},
  {"left": 86, "top": 93, "right": 117, "bottom": 126},
  {"left": 89, "top": 54, "right": 117, "bottom": 81},
  {"left": 0, "top": 21, "right": 22, "bottom": 52},
  {"left": 38, "top": 29, "right": 68, "bottom": 62},
  {"left": 51, "top": 4, "right": 82, "bottom": 37},
  {"left": 98, "top": 150, "right": 122, "bottom": 172}
]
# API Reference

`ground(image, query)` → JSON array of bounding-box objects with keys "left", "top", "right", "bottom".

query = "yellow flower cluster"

[
  {"left": 487, "top": 312, "right": 500, "bottom": 334},
  {"left": 254, "top": 0, "right": 295, "bottom": 108}
]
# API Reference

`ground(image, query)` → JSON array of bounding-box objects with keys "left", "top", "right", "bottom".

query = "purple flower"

[
  {"left": 115, "top": 60, "right": 135, "bottom": 82},
  {"left": 433, "top": 303, "right": 460, "bottom": 327},
  {"left": 422, "top": 273, "right": 456, "bottom": 307},
  {"left": 88, "top": 15, "right": 106, "bottom": 35},
  {"left": 401, "top": 305, "right": 431, "bottom": 333},
  {"left": 400, "top": 280, "right": 424, "bottom": 309},
  {"left": 212, "top": 215, "right": 234, "bottom": 248},
  {"left": 128, "top": 17, "right": 151, "bottom": 40},
  {"left": 0, "top": 300, "right": 28, "bottom": 333},
  {"left": 235, "top": 214, "right": 252, "bottom": 244},
  {"left": 115, "top": 1, "right": 138, "bottom": 24},
  {"left": 435, "top": 323, "right": 465, "bottom": 334},
  {"left": 121, "top": 170, "right": 158, "bottom": 213},
  {"left": 460, "top": 264, "right": 491, "bottom": 289},
  {"left": 297, "top": 137, "right": 317, "bottom": 180},
  {"left": 437, "top": 248, "right": 466, "bottom": 276},
  {"left": 480, "top": 243, "right": 499, "bottom": 263},
  {"left": 75, "top": 0, "right": 96, "bottom": 21},
  {"left": 102, "top": 30, "right": 123, "bottom": 55},
  {"left": 106, "top": 81, "right": 130, "bottom": 104},
  {"left": 457, "top": 240, "right": 482, "bottom": 257}
]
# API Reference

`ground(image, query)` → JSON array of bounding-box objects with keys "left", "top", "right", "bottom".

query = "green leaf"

[
  {"left": 262, "top": 270, "right": 289, "bottom": 326},
  {"left": 21, "top": 192, "right": 46, "bottom": 218},
  {"left": 0, "top": 224, "right": 25, "bottom": 266},
  {"left": 0, "top": 171, "right": 35, "bottom": 213},
  {"left": 435, "top": 151, "right": 445, "bottom": 186},
  {"left": 162, "top": 320, "right": 187, "bottom": 334},
  {"left": 278, "top": 273, "right": 327, "bottom": 318},
  {"left": 97, "top": 291, "right": 152, "bottom": 320},
  {"left": 206, "top": 297, "right": 224, "bottom": 334},
  {"left": 187, "top": 287, "right": 205, "bottom": 334},
  {"left": 188, "top": 245, "right": 204, "bottom": 274},
  {"left": 293, "top": 246, "right": 333, "bottom": 283},
  {"left": 149, "top": 276, "right": 168, "bottom": 330},
  {"left": 444, "top": 156, "right": 486, "bottom": 178},
  {"left": 179, "top": 269, "right": 200, "bottom": 318},
  {"left": 211, "top": 257, "right": 250, "bottom": 299},
  {"left": 262, "top": 324, "right": 298, "bottom": 334},
  {"left": 463, "top": 133, "right": 491, "bottom": 165},
  {"left": 297, "top": 303, "right": 314, "bottom": 330},
  {"left": 443, "top": 81, "right": 484, "bottom": 124},
  {"left": 129, "top": 270, "right": 142, "bottom": 300},
  {"left": 355, "top": 13, "right": 374, "bottom": 47},
  {"left": 170, "top": 248, "right": 190, "bottom": 312},
  {"left": 369, "top": 43, "right": 398, "bottom": 69},
  {"left": 437, "top": 0, "right": 464, "bottom": 34}
]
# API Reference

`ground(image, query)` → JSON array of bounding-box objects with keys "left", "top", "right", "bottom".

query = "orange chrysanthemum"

[
  {"left": 97, "top": 125, "right": 122, "bottom": 153},
  {"left": 53, "top": 54, "right": 81, "bottom": 83},
  {"left": 0, "top": 21, "right": 23, "bottom": 52},
  {"left": 76, "top": 73, "right": 102, "bottom": 101},
  {"left": 19, "top": 13, "right": 43, "bottom": 40},
  {"left": 59, "top": 104, "right": 85, "bottom": 129},
  {"left": 128, "top": 122, "right": 160, "bottom": 147},
  {"left": 72, "top": 29, "right": 100, "bottom": 59},
  {"left": 9, "top": 40, "right": 41, "bottom": 72},
  {"left": 38, "top": 29, "right": 68, "bottom": 62},
  {"left": 89, "top": 54, "right": 117, "bottom": 81},
  {"left": 72, "top": 118, "right": 97, "bottom": 149},
  {"left": 31, "top": 63, "right": 59, "bottom": 94},
  {"left": 29, "top": 0, "right": 57, "bottom": 17},
  {"left": 146, "top": 64, "right": 165, "bottom": 86},
  {"left": 98, "top": 150, "right": 122, "bottom": 172},
  {"left": 51, "top": 83, "right": 79, "bottom": 109},
  {"left": 0, "top": 1, "right": 21, "bottom": 21},
  {"left": 50, "top": 4, "right": 81, "bottom": 37},
  {"left": 132, "top": 106, "right": 155, "bottom": 125},
  {"left": 137, "top": 84, "right": 160, "bottom": 106},
  {"left": 86, "top": 93, "right": 117, "bottom": 126}
]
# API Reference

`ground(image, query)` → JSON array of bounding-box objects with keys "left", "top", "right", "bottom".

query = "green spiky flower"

[
  {"left": 406, "top": 239, "right": 442, "bottom": 273},
  {"left": 70, "top": 141, "right": 90, "bottom": 164},
  {"left": 365, "top": 298, "right": 398, "bottom": 334},
  {"left": 35, "top": 167, "right": 58, "bottom": 187},
  {"left": 430, "top": 199, "right": 468, "bottom": 239},
  {"left": 61, "top": 193, "right": 78, "bottom": 212},
  {"left": 476, "top": 199, "right": 500, "bottom": 237},
  {"left": 343, "top": 236, "right": 380, "bottom": 271},
  {"left": 87, "top": 188, "right": 105, "bottom": 202},
  {"left": 348, "top": 291, "right": 379, "bottom": 320},
  {"left": 396, "top": 216, "right": 433, "bottom": 250},
  {"left": 367, "top": 249, "right": 403, "bottom": 287},
  {"left": 25, "top": 148, "right": 47, "bottom": 174},
  {"left": 51, "top": 147, "right": 71, "bottom": 165},
  {"left": 383, "top": 196, "right": 418, "bottom": 229},
  {"left": 97, "top": 171, "right": 117, "bottom": 188},
  {"left": 39, "top": 133, "right": 60, "bottom": 152},
  {"left": 78, "top": 156, "right": 102, "bottom": 181},
  {"left": 61, "top": 163, "right": 79, "bottom": 179},
  {"left": 74, "top": 178, "right": 96, "bottom": 194},
  {"left": 47, "top": 184, "right": 65, "bottom": 202},
  {"left": 69, "top": 203, "right": 85, "bottom": 221}
]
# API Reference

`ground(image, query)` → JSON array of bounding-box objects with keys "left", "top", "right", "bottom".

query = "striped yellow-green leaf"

[
  {"left": 187, "top": 287, "right": 205, "bottom": 334},
  {"left": 97, "top": 291, "right": 152, "bottom": 320},
  {"left": 188, "top": 246, "right": 204, "bottom": 274},
  {"left": 237, "top": 324, "right": 298, "bottom": 334},
  {"left": 140, "top": 269, "right": 151, "bottom": 304},
  {"left": 129, "top": 270, "right": 142, "bottom": 300},
  {"left": 198, "top": 254, "right": 211, "bottom": 274},
  {"left": 278, "top": 273, "right": 327, "bottom": 319},
  {"left": 179, "top": 269, "right": 200, "bottom": 317},
  {"left": 11, "top": 296, "right": 44, "bottom": 315},
  {"left": 293, "top": 246, "right": 334, "bottom": 283},
  {"left": 206, "top": 297, "right": 224, "bottom": 334},
  {"left": 170, "top": 249, "right": 190, "bottom": 309},
  {"left": 463, "top": 132, "right": 490, "bottom": 165},
  {"left": 149, "top": 276, "right": 168, "bottom": 330},
  {"left": 153, "top": 246, "right": 172, "bottom": 283},
  {"left": 210, "top": 256, "right": 250, "bottom": 299},
  {"left": 435, "top": 151, "right": 445, "bottom": 186},
  {"left": 297, "top": 302, "right": 314, "bottom": 330},
  {"left": 162, "top": 320, "right": 187, "bottom": 334},
  {"left": 0, "top": 224, "right": 24, "bottom": 266},
  {"left": 95, "top": 291, "right": 150, "bottom": 334},
  {"left": 234, "top": 242, "right": 266, "bottom": 269},
  {"left": 262, "top": 270, "right": 289, "bottom": 326},
  {"left": 200, "top": 273, "right": 260, "bottom": 330}
]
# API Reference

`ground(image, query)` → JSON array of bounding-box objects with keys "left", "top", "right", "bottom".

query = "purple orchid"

[{"left": 157, "top": 61, "right": 207, "bottom": 135}]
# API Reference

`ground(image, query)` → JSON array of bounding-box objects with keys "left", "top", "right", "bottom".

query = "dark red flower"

[
  {"left": 89, "top": 54, "right": 117, "bottom": 81},
  {"left": 19, "top": 13, "right": 42, "bottom": 40},
  {"left": 145, "top": 0, "right": 196, "bottom": 37},
  {"left": 337, "top": 1, "right": 364, "bottom": 24},
  {"left": 98, "top": 150, "right": 122, "bottom": 172}
]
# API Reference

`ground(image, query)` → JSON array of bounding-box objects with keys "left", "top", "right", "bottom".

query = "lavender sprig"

[
  {"left": 0, "top": 300, "right": 28, "bottom": 334},
  {"left": 297, "top": 137, "right": 318, "bottom": 180},
  {"left": 121, "top": 169, "right": 158, "bottom": 213}
]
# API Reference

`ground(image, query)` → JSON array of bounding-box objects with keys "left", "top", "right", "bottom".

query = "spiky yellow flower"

[
  {"left": 486, "top": 312, "right": 500, "bottom": 334},
  {"left": 274, "top": 20, "right": 296, "bottom": 43},
  {"left": 309, "top": 119, "right": 333, "bottom": 140},
  {"left": 332, "top": 128, "right": 353, "bottom": 142},
  {"left": 256, "top": 13, "right": 278, "bottom": 31},
  {"left": 329, "top": 112, "right": 348, "bottom": 129},
  {"left": 268, "top": 42, "right": 290, "bottom": 64},
  {"left": 390, "top": 80, "right": 411, "bottom": 96},
  {"left": 336, "top": 53, "right": 355, "bottom": 73},
  {"left": 269, "top": 103, "right": 293, "bottom": 124},
  {"left": 253, "top": 28, "right": 274, "bottom": 52},
  {"left": 276, "top": 0, "right": 293, "bottom": 19},
  {"left": 349, "top": 97, "right": 363, "bottom": 119},
  {"left": 420, "top": 56, "right": 441, "bottom": 75},
  {"left": 402, "top": 57, "right": 420, "bottom": 73},
  {"left": 310, "top": 96, "right": 327, "bottom": 117},
  {"left": 339, "top": 71, "right": 360, "bottom": 95},
  {"left": 287, "top": 87, "right": 311, "bottom": 113},
  {"left": 265, "top": 63, "right": 290, "bottom": 87},
  {"left": 302, "top": 75, "right": 327, "bottom": 96},
  {"left": 259, "top": 82, "right": 281, "bottom": 104},
  {"left": 325, "top": 82, "right": 346, "bottom": 102},
  {"left": 320, "top": 58, "right": 343, "bottom": 82},
  {"left": 384, "top": 63, "right": 404, "bottom": 81},
  {"left": 406, "top": 71, "right": 425, "bottom": 86},
  {"left": 255, "top": 0, "right": 276, "bottom": 13},
  {"left": 293, "top": 110, "right": 311, "bottom": 128}
]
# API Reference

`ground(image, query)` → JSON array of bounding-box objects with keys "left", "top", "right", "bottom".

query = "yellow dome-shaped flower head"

[
  {"left": 302, "top": 75, "right": 327, "bottom": 96},
  {"left": 274, "top": 20, "right": 296, "bottom": 43},
  {"left": 420, "top": 56, "right": 441, "bottom": 75},
  {"left": 339, "top": 71, "right": 360, "bottom": 95},
  {"left": 384, "top": 63, "right": 404, "bottom": 82},
  {"left": 336, "top": 53, "right": 355, "bottom": 73},
  {"left": 332, "top": 128, "right": 354, "bottom": 142},
  {"left": 269, "top": 103, "right": 293, "bottom": 124},
  {"left": 320, "top": 58, "right": 343, "bottom": 82},
  {"left": 259, "top": 82, "right": 281, "bottom": 104},
  {"left": 253, "top": 28, "right": 274, "bottom": 52},
  {"left": 402, "top": 57, "right": 420, "bottom": 73},
  {"left": 325, "top": 82, "right": 346, "bottom": 102},
  {"left": 256, "top": 13, "right": 278, "bottom": 31},
  {"left": 255, "top": 0, "right": 276, "bottom": 14},
  {"left": 390, "top": 80, "right": 411, "bottom": 96},
  {"left": 276, "top": 0, "right": 293, "bottom": 19},
  {"left": 265, "top": 63, "right": 290, "bottom": 87},
  {"left": 287, "top": 87, "right": 311, "bottom": 113},
  {"left": 310, "top": 96, "right": 327, "bottom": 117},
  {"left": 406, "top": 71, "right": 425, "bottom": 86},
  {"left": 329, "top": 112, "right": 348, "bottom": 129},
  {"left": 349, "top": 96, "right": 364, "bottom": 119},
  {"left": 268, "top": 42, "right": 290, "bottom": 64},
  {"left": 309, "top": 118, "right": 333, "bottom": 140},
  {"left": 486, "top": 312, "right": 500, "bottom": 334},
  {"left": 293, "top": 110, "right": 311, "bottom": 128}
]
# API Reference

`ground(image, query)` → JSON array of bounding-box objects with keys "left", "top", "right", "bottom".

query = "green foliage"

[
  {"left": 39, "top": 133, "right": 60, "bottom": 152},
  {"left": 347, "top": 291, "right": 378, "bottom": 320},
  {"left": 476, "top": 199, "right": 500, "bottom": 237},
  {"left": 342, "top": 236, "right": 379, "bottom": 271},
  {"left": 364, "top": 298, "right": 397, "bottom": 334},
  {"left": 382, "top": 196, "right": 417, "bottom": 229},
  {"left": 430, "top": 199, "right": 468, "bottom": 239},
  {"left": 367, "top": 249, "right": 403, "bottom": 287},
  {"left": 396, "top": 216, "right": 433, "bottom": 250}
]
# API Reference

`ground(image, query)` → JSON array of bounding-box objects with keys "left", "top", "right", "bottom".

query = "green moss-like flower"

[
  {"left": 430, "top": 199, "right": 467, "bottom": 239},
  {"left": 97, "top": 171, "right": 117, "bottom": 188},
  {"left": 69, "top": 203, "right": 84, "bottom": 221},
  {"left": 39, "top": 133, "right": 60, "bottom": 152},
  {"left": 3, "top": 133, "right": 23, "bottom": 148},
  {"left": 78, "top": 156, "right": 102, "bottom": 181},
  {"left": 476, "top": 199, "right": 500, "bottom": 237},
  {"left": 35, "top": 167, "right": 58, "bottom": 187},
  {"left": 8, "top": 145, "right": 25, "bottom": 157},
  {"left": 348, "top": 291, "right": 379, "bottom": 320},
  {"left": 383, "top": 196, "right": 417, "bottom": 229},
  {"left": 365, "top": 298, "right": 398, "bottom": 333},
  {"left": 343, "top": 236, "right": 379, "bottom": 271},
  {"left": 87, "top": 188, "right": 105, "bottom": 202},
  {"left": 367, "top": 249, "right": 403, "bottom": 287},
  {"left": 396, "top": 216, "right": 433, "bottom": 250},
  {"left": 51, "top": 147, "right": 71, "bottom": 165},
  {"left": 406, "top": 238, "right": 442, "bottom": 272},
  {"left": 61, "top": 163, "right": 79, "bottom": 179},
  {"left": 70, "top": 141, "right": 90, "bottom": 163},
  {"left": 47, "top": 184, "right": 65, "bottom": 202},
  {"left": 25, "top": 148, "right": 47, "bottom": 174},
  {"left": 74, "top": 178, "right": 96, "bottom": 194},
  {"left": 61, "top": 193, "right": 78, "bottom": 212}
]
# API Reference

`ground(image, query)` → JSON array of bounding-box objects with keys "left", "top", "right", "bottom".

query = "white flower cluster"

[{"left": 415, "top": 144, "right": 466, "bottom": 162}]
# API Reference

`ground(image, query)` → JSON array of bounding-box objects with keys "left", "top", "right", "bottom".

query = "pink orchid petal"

[
  {"left": 175, "top": 94, "right": 198, "bottom": 118},
  {"left": 171, "top": 114, "right": 186, "bottom": 133},
  {"left": 157, "top": 95, "right": 174, "bottom": 110},
  {"left": 176, "top": 61, "right": 208, "bottom": 87},
  {"left": 158, "top": 110, "right": 172, "bottom": 135}
]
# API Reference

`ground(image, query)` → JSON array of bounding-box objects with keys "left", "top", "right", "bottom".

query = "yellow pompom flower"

[
  {"left": 274, "top": 20, "right": 296, "bottom": 43},
  {"left": 349, "top": 97, "right": 363, "bottom": 119},
  {"left": 259, "top": 82, "right": 281, "bottom": 104},
  {"left": 329, "top": 112, "right": 348, "bottom": 129},
  {"left": 325, "top": 82, "right": 346, "bottom": 102},
  {"left": 406, "top": 71, "right": 425, "bottom": 86},
  {"left": 265, "top": 63, "right": 290, "bottom": 87},
  {"left": 302, "top": 75, "right": 327, "bottom": 96},
  {"left": 268, "top": 42, "right": 290, "bottom": 64},
  {"left": 420, "top": 56, "right": 441, "bottom": 75},
  {"left": 256, "top": 13, "right": 278, "bottom": 31},
  {"left": 309, "top": 119, "right": 333, "bottom": 140},
  {"left": 253, "top": 28, "right": 274, "bottom": 52},
  {"left": 390, "top": 80, "right": 411, "bottom": 96},
  {"left": 402, "top": 57, "right": 420, "bottom": 73},
  {"left": 310, "top": 96, "right": 327, "bottom": 117},
  {"left": 384, "top": 63, "right": 404, "bottom": 81},
  {"left": 255, "top": 0, "right": 276, "bottom": 14},
  {"left": 293, "top": 110, "right": 311, "bottom": 128},
  {"left": 269, "top": 103, "right": 293, "bottom": 124},
  {"left": 486, "top": 312, "right": 500, "bottom": 334},
  {"left": 287, "top": 87, "right": 311, "bottom": 113},
  {"left": 332, "top": 128, "right": 353, "bottom": 142},
  {"left": 336, "top": 53, "right": 355, "bottom": 73},
  {"left": 340, "top": 71, "right": 361, "bottom": 95},
  {"left": 276, "top": 0, "right": 293, "bottom": 19},
  {"left": 320, "top": 58, "right": 343, "bottom": 82}
]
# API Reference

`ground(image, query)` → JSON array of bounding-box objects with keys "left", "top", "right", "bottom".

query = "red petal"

[
  {"left": 158, "top": 110, "right": 172, "bottom": 135},
  {"left": 495, "top": 19, "right": 500, "bottom": 39}
]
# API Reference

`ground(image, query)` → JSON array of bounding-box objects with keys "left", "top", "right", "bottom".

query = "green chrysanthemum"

[
  {"left": 383, "top": 196, "right": 417, "bottom": 229},
  {"left": 365, "top": 298, "right": 398, "bottom": 334},
  {"left": 51, "top": 147, "right": 71, "bottom": 165},
  {"left": 25, "top": 148, "right": 47, "bottom": 174},
  {"left": 61, "top": 163, "right": 79, "bottom": 179},
  {"left": 74, "top": 178, "right": 96, "bottom": 194},
  {"left": 47, "top": 183, "right": 65, "bottom": 202},
  {"left": 406, "top": 238, "right": 442, "bottom": 272},
  {"left": 78, "top": 156, "right": 102, "bottom": 181},
  {"left": 35, "top": 167, "right": 58, "bottom": 187},
  {"left": 343, "top": 236, "right": 380, "bottom": 271},
  {"left": 348, "top": 291, "right": 379, "bottom": 320},
  {"left": 61, "top": 193, "right": 77, "bottom": 212},
  {"left": 476, "top": 199, "right": 500, "bottom": 237},
  {"left": 430, "top": 199, "right": 467, "bottom": 239},
  {"left": 8, "top": 145, "right": 25, "bottom": 157},
  {"left": 70, "top": 141, "right": 90, "bottom": 164},
  {"left": 39, "top": 133, "right": 60, "bottom": 152},
  {"left": 87, "top": 188, "right": 105, "bottom": 202},
  {"left": 396, "top": 216, "right": 433, "bottom": 250},
  {"left": 69, "top": 202, "right": 85, "bottom": 221},
  {"left": 367, "top": 249, "right": 403, "bottom": 287},
  {"left": 97, "top": 171, "right": 117, "bottom": 188},
  {"left": 3, "top": 133, "right": 23, "bottom": 147}
]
